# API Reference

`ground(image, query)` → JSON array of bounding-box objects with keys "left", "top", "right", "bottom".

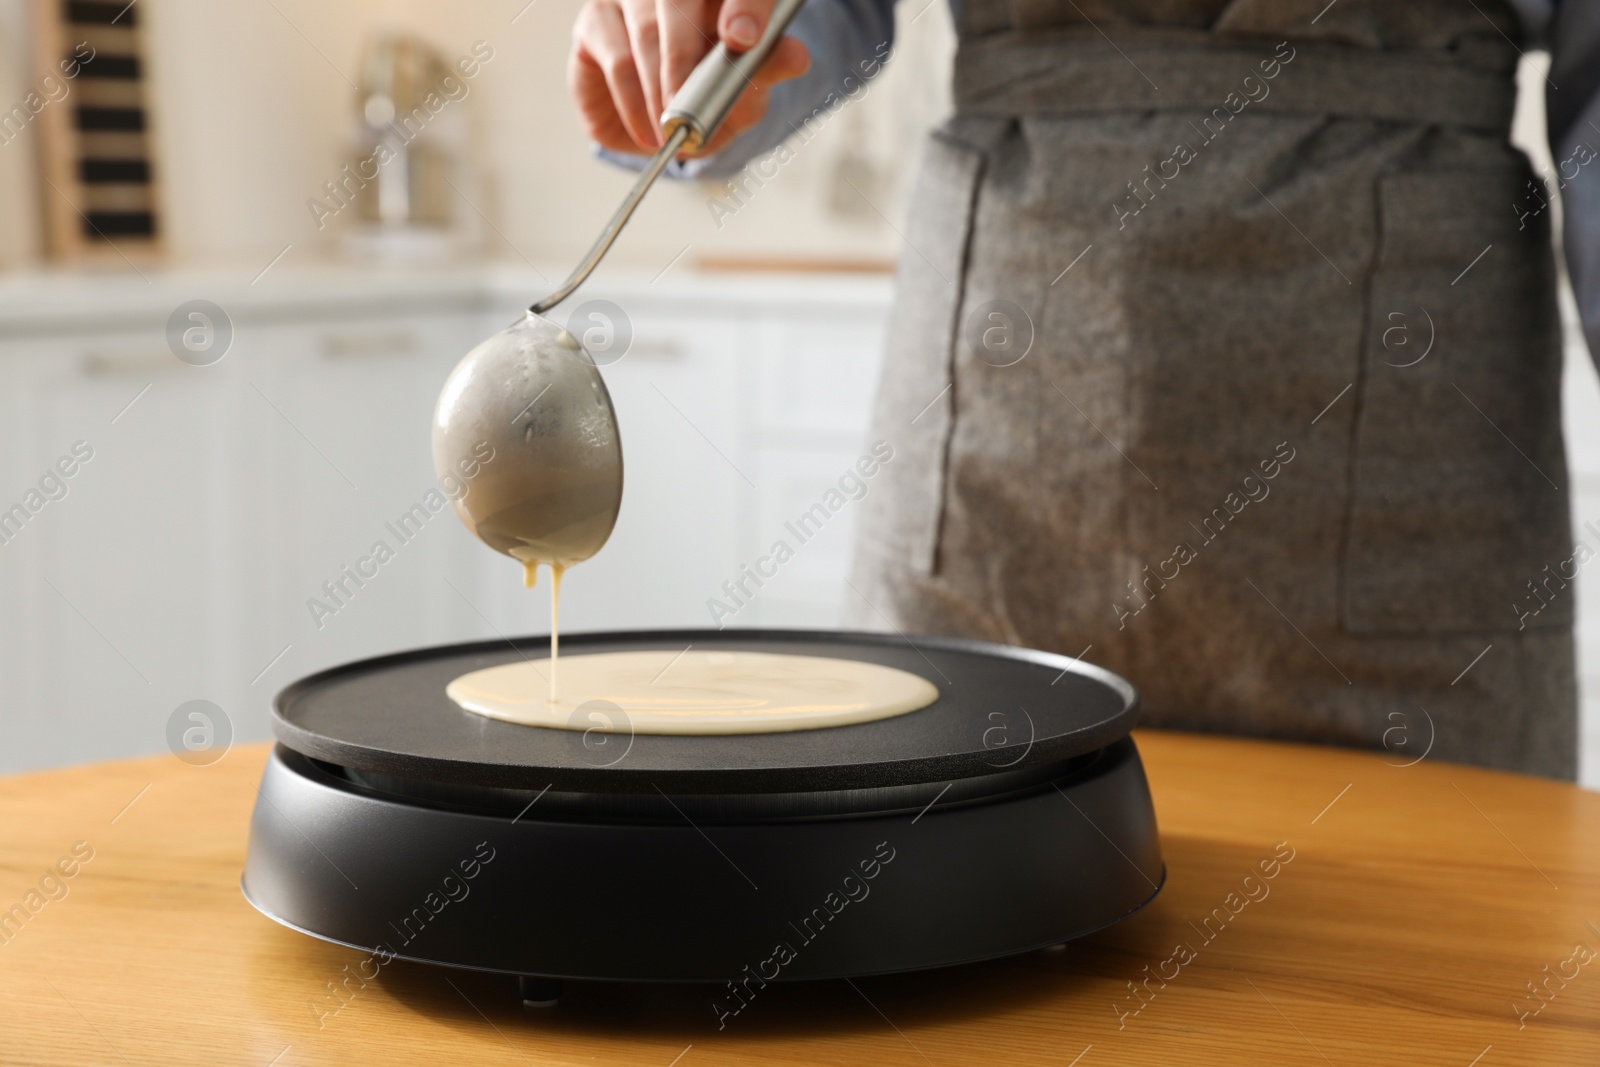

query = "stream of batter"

[{"left": 523, "top": 559, "right": 564, "bottom": 704}]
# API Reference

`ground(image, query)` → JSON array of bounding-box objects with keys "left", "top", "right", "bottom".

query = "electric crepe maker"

[{"left": 242, "top": 629, "right": 1164, "bottom": 1000}]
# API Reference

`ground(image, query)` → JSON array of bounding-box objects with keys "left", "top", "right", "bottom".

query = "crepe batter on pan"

[{"left": 447, "top": 649, "right": 939, "bottom": 734}]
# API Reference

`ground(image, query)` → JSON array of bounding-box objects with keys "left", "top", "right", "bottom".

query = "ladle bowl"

[{"left": 431, "top": 312, "right": 623, "bottom": 572}]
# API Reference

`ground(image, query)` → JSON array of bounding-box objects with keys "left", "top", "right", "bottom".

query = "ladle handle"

[
  {"left": 660, "top": 0, "right": 809, "bottom": 150},
  {"left": 529, "top": 0, "right": 809, "bottom": 315}
]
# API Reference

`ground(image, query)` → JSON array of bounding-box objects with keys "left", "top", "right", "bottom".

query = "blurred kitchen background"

[{"left": 0, "top": 0, "right": 1596, "bottom": 785}]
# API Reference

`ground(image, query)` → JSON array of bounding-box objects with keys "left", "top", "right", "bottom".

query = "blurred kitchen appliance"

[{"left": 341, "top": 32, "right": 471, "bottom": 263}]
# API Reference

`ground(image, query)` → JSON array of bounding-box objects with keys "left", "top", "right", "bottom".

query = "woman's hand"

[{"left": 569, "top": 0, "right": 810, "bottom": 158}]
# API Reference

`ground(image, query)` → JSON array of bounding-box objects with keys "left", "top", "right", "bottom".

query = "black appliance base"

[{"left": 242, "top": 738, "right": 1163, "bottom": 985}]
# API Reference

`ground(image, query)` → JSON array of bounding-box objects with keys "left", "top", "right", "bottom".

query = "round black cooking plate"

[{"left": 272, "top": 628, "right": 1139, "bottom": 793}]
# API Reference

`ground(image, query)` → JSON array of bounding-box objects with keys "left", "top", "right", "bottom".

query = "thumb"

[{"left": 718, "top": 0, "right": 780, "bottom": 51}]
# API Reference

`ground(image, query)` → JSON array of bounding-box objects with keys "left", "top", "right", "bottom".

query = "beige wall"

[{"left": 0, "top": 0, "right": 954, "bottom": 274}]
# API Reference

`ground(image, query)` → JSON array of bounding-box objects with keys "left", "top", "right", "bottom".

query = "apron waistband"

[{"left": 953, "top": 31, "right": 1516, "bottom": 133}]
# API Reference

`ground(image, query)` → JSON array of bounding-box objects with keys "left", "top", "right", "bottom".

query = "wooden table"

[{"left": 1, "top": 732, "right": 1596, "bottom": 1066}]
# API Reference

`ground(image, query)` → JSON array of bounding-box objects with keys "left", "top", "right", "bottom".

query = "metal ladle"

[{"left": 432, "top": 0, "right": 807, "bottom": 578}]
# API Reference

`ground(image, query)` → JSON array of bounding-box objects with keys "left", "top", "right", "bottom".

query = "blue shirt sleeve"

[{"left": 596, "top": 0, "right": 899, "bottom": 180}]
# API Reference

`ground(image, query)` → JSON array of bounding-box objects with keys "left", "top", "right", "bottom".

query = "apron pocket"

[
  {"left": 1341, "top": 167, "right": 1571, "bottom": 635},
  {"left": 855, "top": 125, "right": 988, "bottom": 574}
]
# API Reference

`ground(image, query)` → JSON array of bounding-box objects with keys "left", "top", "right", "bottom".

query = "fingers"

[
  {"left": 570, "top": 0, "right": 810, "bottom": 160},
  {"left": 658, "top": 0, "right": 719, "bottom": 104},
  {"left": 751, "top": 33, "right": 811, "bottom": 83},
  {"left": 620, "top": 0, "right": 664, "bottom": 142},
  {"left": 570, "top": 42, "right": 642, "bottom": 155},
  {"left": 571, "top": 0, "right": 657, "bottom": 154},
  {"left": 717, "top": 0, "right": 779, "bottom": 51}
]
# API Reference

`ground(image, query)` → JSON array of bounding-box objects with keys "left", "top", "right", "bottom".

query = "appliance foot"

[{"left": 519, "top": 976, "right": 562, "bottom": 1006}]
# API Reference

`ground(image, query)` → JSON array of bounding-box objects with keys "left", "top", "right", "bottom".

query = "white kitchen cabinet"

[
  {"left": 752, "top": 307, "right": 886, "bottom": 445},
  {"left": 743, "top": 446, "right": 875, "bottom": 628},
  {"left": 0, "top": 298, "right": 499, "bottom": 770},
  {"left": 743, "top": 306, "right": 890, "bottom": 627},
  {"left": 225, "top": 309, "right": 492, "bottom": 697},
  {"left": 0, "top": 325, "right": 247, "bottom": 769}
]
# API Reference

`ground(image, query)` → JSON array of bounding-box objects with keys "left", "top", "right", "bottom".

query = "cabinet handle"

[
  {"left": 80, "top": 350, "right": 183, "bottom": 376},
  {"left": 320, "top": 330, "right": 417, "bottom": 359},
  {"left": 627, "top": 339, "right": 684, "bottom": 360}
]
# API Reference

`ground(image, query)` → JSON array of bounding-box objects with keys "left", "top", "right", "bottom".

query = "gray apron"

[{"left": 849, "top": 0, "right": 1578, "bottom": 778}]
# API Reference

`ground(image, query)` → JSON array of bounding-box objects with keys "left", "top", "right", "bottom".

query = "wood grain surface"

[{"left": 0, "top": 731, "right": 1596, "bottom": 1066}]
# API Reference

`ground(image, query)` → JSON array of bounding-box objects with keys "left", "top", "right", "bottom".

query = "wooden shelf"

[{"left": 30, "top": 0, "right": 163, "bottom": 263}]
